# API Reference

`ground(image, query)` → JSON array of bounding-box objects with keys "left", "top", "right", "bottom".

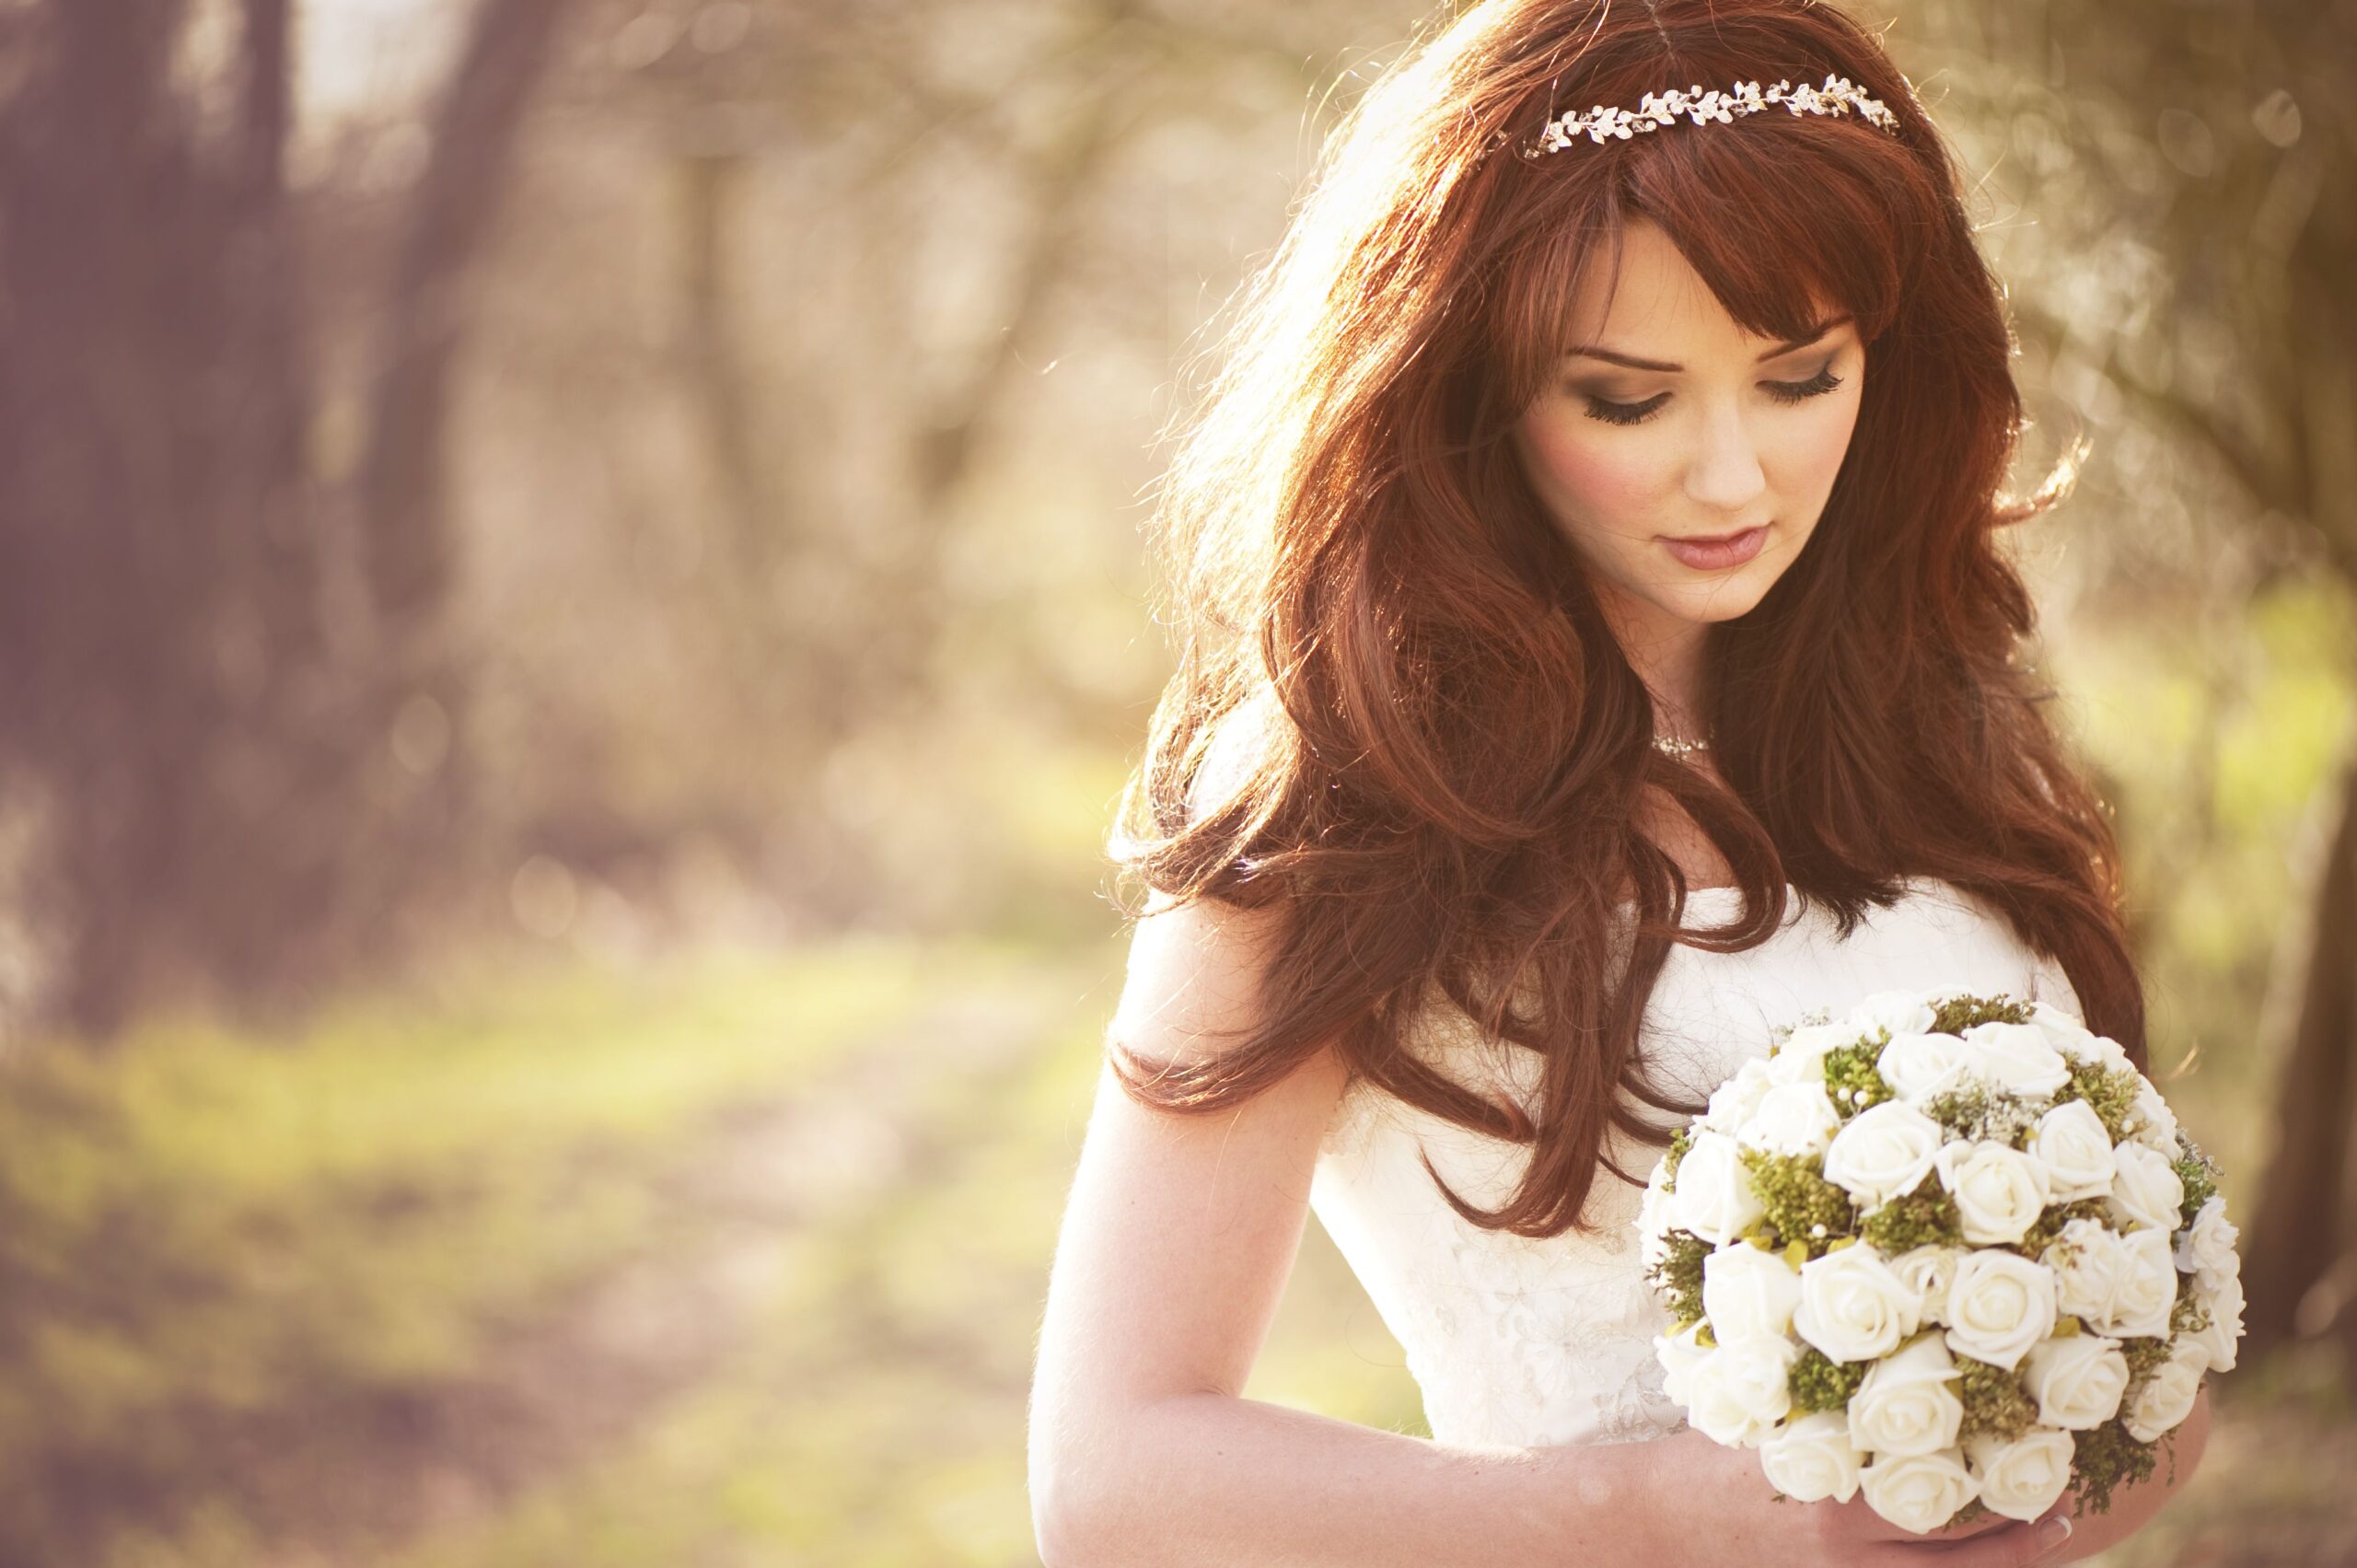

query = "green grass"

[{"left": 0, "top": 938, "right": 1016, "bottom": 1567}]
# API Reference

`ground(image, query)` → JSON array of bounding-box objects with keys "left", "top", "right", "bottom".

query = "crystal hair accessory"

[{"left": 1525, "top": 73, "right": 1900, "bottom": 157}]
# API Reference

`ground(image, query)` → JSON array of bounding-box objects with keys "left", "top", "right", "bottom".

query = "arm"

[
  {"left": 1027, "top": 891, "right": 1652, "bottom": 1565},
  {"left": 2044, "top": 1388, "right": 2213, "bottom": 1562}
]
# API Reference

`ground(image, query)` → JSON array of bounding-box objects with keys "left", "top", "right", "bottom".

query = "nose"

[{"left": 1683, "top": 397, "right": 1769, "bottom": 516}]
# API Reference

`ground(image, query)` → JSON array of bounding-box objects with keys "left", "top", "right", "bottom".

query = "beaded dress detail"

[{"left": 1306, "top": 877, "right": 2086, "bottom": 1449}]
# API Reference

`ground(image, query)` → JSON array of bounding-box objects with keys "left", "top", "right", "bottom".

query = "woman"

[{"left": 1029, "top": 1, "right": 2209, "bottom": 1562}]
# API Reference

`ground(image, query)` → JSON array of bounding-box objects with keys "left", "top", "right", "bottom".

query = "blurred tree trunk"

[
  {"left": 0, "top": 0, "right": 571, "bottom": 1037},
  {"left": 360, "top": 0, "right": 573, "bottom": 649},
  {"left": 2245, "top": 758, "right": 2357, "bottom": 1351}
]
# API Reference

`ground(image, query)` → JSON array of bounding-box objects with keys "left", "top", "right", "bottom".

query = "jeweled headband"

[{"left": 1523, "top": 73, "right": 1900, "bottom": 157}]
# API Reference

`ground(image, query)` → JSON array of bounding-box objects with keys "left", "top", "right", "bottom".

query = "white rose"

[
  {"left": 1859, "top": 1447, "right": 1980, "bottom": 1535},
  {"left": 1703, "top": 1241, "right": 1804, "bottom": 1342},
  {"left": 1935, "top": 1141, "right": 2052, "bottom": 1247},
  {"left": 1668, "top": 1132, "right": 1766, "bottom": 1247},
  {"left": 2107, "top": 1143, "right": 2186, "bottom": 1234},
  {"left": 1767, "top": 1021, "right": 1859, "bottom": 1086},
  {"left": 2082, "top": 1034, "right": 2135, "bottom": 1074},
  {"left": 2123, "top": 1081, "right": 2179, "bottom": 1154},
  {"left": 1703, "top": 1055, "right": 1778, "bottom": 1134},
  {"left": 2088, "top": 1227, "right": 2177, "bottom": 1340},
  {"left": 1823, "top": 1102, "right": 1945, "bottom": 1209},
  {"left": 2175, "top": 1195, "right": 2239, "bottom": 1294},
  {"left": 1794, "top": 1244, "right": 1922, "bottom": 1364},
  {"left": 1890, "top": 1245, "right": 1967, "bottom": 1327},
  {"left": 1685, "top": 1333, "right": 1798, "bottom": 1447},
  {"left": 1759, "top": 1411, "right": 1865, "bottom": 1504},
  {"left": 1741, "top": 1081, "right": 1844, "bottom": 1158},
  {"left": 1942, "top": 1249, "right": 2059, "bottom": 1371},
  {"left": 2026, "top": 1099, "right": 2118, "bottom": 1203},
  {"left": 1966, "top": 1427, "right": 2077, "bottom": 1523},
  {"left": 1878, "top": 1031, "right": 1972, "bottom": 1101},
  {"left": 1655, "top": 1318, "right": 1712, "bottom": 1407},
  {"left": 2025, "top": 997, "right": 2093, "bottom": 1048},
  {"left": 2123, "top": 1342, "right": 2209, "bottom": 1442},
  {"left": 2189, "top": 1272, "right": 2244, "bottom": 1372},
  {"left": 1847, "top": 990, "right": 1938, "bottom": 1041},
  {"left": 1959, "top": 1021, "right": 2073, "bottom": 1098},
  {"left": 1846, "top": 1333, "right": 1967, "bottom": 1458},
  {"left": 2042, "top": 1216, "right": 2126, "bottom": 1323},
  {"left": 2023, "top": 1331, "right": 2131, "bottom": 1429}
]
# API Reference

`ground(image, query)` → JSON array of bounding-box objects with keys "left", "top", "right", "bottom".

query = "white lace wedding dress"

[{"left": 1306, "top": 875, "right": 2086, "bottom": 1450}]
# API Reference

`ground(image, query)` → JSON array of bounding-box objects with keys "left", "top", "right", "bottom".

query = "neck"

[{"left": 1596, "top": 580, "right": 1710, "bottom": 739}]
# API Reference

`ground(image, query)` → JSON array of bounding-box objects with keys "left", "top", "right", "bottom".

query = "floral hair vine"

[{"left": 1523, "top": 73, "right": 1900, "bottom": 158}]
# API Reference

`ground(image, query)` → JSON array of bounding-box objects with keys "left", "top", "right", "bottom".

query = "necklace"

[{"left": 1652, "top": 732, "right": 1713, "bottom": 758}]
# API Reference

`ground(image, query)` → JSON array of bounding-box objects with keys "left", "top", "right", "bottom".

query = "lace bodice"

[{"left": 1306, "top": 876, "right": 2087, "bottom": 1450}]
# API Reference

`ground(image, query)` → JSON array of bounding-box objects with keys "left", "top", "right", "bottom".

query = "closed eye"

[{"left": 1582, "top": 362, "right": 1847, "bottom": 428}]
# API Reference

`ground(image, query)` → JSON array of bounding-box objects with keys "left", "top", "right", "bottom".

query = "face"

[{"left": 1511, "top": 217, "right": 1864, "bottom": 649}]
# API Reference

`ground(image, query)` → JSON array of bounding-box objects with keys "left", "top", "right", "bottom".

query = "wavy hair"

[{"left": 1105, "top": 0, "right": 2145, "bottom": 1239}]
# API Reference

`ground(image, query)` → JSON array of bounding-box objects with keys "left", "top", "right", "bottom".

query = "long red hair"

[{"left": 1107, "top": 0, "right": 2144, "bottom": 1239}]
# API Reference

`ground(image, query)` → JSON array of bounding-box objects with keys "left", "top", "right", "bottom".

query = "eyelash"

[{"left": 1580, "top": 363, "right": 1846, "bottom": 428}]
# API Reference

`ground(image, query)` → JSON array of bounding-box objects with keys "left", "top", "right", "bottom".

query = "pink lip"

[{"left": 1660, "top": 524, "right": 1768, "bottom": 572}]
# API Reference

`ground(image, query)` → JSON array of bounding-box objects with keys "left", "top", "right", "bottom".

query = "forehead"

[{"left": 1562, "top": 217, "right": 1829, "bottom": 358}]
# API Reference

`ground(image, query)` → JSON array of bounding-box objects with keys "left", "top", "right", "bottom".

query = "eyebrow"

[{"left": 1564, "top": 314, "right": 1853, "bottom": 373}]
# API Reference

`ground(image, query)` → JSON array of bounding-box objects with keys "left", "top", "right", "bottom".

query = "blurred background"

[{"left": 0, "top": 0, "right": 2350, "bottom": 1562}]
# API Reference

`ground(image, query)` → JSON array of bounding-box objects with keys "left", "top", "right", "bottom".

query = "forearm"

[
  {"left": 1046, "top": 1391, "right": 1649, "bottom": 1567},
  {"left": 2049, "top": 1389, "right": 2213, "bottom": 1562}
]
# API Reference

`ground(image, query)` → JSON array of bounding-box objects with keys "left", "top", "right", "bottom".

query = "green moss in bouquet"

[
  {"left": 1819, "top": 1043, "right": 1893, "bottom": 1118},
  {"left": 2072, "top": 1419, "right": 2161, "bottom": 1515},
  {"left": 1956, "top": 1355, "right": 2039, "bottom": 1444},
  {"left": 2173, "top": 1139, "right": 2221, "bottom": 1225},
  {"left": 1663, "top": 1124, "right": 1693, "bottom": 1189},
  {"left": 2019, "top": 1197, "right": 2110, "bottom": 1254},
  {"left": 2172, "top": 1291, "right": 2211, "bottom": 1337},
  {"left": 1925, "top": 993, "right": 2034, "bottom": 1033},
  {"left": 1738, "top": 1150, "right": 1857, "bottom": 1255},
  {"left": 1788, "top": 1346, "right": 1868, "bottom": 1413},
  {"left": 2119, "top": 1336, "right": 2176, "bottom": 1377},
  {"left": 2049, "top": 1063, "right": 2144, "bottom": 1141},
  {"left": 1648, "top": 1229, "right": 1711, "bottom": 1326},
  {"left": 1924, "top": 1083, "right": 2042, "bottom": 1149},
  {"left": 1858, "top": 1171, "right": 1964, "bottom": 1252}
]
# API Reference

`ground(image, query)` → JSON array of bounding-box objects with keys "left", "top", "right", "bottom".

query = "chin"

[{"left": 1655, "top": 579, "right": 1773, "bottom": 626}]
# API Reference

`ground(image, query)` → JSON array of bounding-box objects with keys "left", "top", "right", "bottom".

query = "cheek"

[
  {"left": 1517, "top": 414, "right": 1664, "bottom": 530},
  {"left": 1782, "top": 395, "right": 1863, "bottom": 495}
]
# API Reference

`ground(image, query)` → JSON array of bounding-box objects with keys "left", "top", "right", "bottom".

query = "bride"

[{"left": 1028, "top": 0, "right": 2209, "bottom": 1561}]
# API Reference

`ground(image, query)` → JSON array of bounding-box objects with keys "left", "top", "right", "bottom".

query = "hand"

[{"left": 1639, "top": 1427, "right": 2078, "bottom": 1567}]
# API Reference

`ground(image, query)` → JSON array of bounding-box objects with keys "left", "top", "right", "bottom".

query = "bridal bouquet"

[{"left": 1635, "top": 988, "right": 2243, "bottom": 1535}]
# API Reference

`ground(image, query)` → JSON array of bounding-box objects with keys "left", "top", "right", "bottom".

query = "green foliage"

[
  {"left": 2173, "top": 1140, "right": 2222, "bottom": 1225},
  {"left": 1788, "top": 1347, "right": 1868, "bottom": 1413},
  {"left": 1923, "top": 1083, "right": 2041, "bottom": 1148},
  {"left": 2120, "top": 1336, "right": 2176, "bottom": 1377},
  {"left": 1649, "top": 1229, "right": 1712, "bottom": 1325},
  {"left": 2072, "top": 1419, "right": 2162, "bottom": 1516},
  {"left": 1956, "top": 1355, "right": 2040, "bottom": 1445},
  {"left": 2020, "top": 1198, "right": 2111, "bottom": 1255},
  {"left": 1664, "top": 1124, "right": 1694, "bottom": 1189},
  {"left": 1819, "top": 1043, "right": 1894, "bottom": 1118},
  {"left": 1926, "top": 993, "right": 2034, "bottom": 1033},
  {"left": 1858, "top": 1173, "right": 1964, "bottom": 1252},
  {"left": 2050, "top": 1063, "right": 2145, "bottom": 1142},
  {"left": 1737, "top": 1150, "right": 1859, "bottom": 1256}
]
